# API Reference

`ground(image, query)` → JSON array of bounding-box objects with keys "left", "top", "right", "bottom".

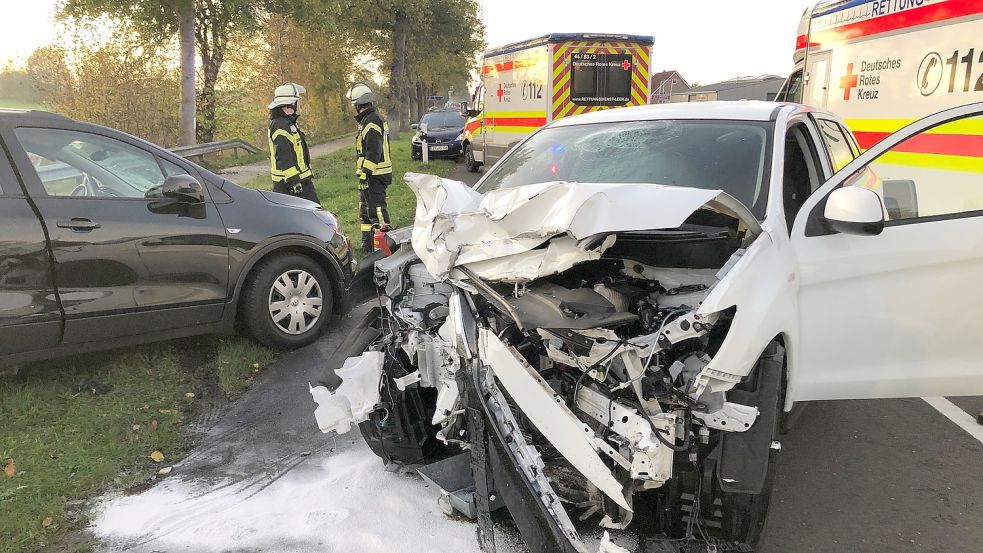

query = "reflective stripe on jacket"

[
  {"left": 269, "top": 112, "right": 312, "bottom": 183},
  {"left": 354, "top": 107, "right": 392, "bottom": 180}
]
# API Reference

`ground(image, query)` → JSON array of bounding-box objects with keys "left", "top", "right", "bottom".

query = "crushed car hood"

[{"left": 406, "top": 173, "right": 761, "bottom": 282}]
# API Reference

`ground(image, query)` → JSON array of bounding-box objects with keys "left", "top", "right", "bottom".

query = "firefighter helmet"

[
  {"left": 346, "top": 83, "right": 377, "bottom": 107},
  {"left": 268, "top": 82, "right": 306, "bottom": 110}
]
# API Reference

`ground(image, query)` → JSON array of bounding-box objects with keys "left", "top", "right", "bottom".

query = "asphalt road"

[{"left": 90, "top": 159, "right": 983, "bottom": 553}]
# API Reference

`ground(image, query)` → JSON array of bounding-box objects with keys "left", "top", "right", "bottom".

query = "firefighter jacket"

[
  {"left": 354, "top": 106, "right": 392, "bottom": 188},
  {"left": 269, "top": 109, "right": 312, "bottom": 185}
]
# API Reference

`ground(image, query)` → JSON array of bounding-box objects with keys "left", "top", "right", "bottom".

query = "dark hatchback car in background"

[
  {"left": 410, "top": 109, "right": 466, "bottom": 160},
  {"left": 0, "top": 109, "right": 353, "bottom": 367}
]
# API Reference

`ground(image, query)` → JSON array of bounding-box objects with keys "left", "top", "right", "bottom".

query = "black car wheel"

[
  {"left": 465, "top": 143, "right": 481, "bottom": 173},
  {"left": 241, "top": 253, "right": 332, "bottom": 349}
]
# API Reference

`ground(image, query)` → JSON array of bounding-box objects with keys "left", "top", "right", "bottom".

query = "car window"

[
  {"left": 420, "top": 112, "right": 466, "bottom": 129},
  {"left": 816, "top": 118, "right": 856, "bottom": 172},
  {"left": 776, "top": 70, "right": 803, "bottom": 103},
  {"left": 15, "top": 127, "right": 169, "bottom": 198},
  {"left": 844, "top": 115, "right": 983, "bottom": 221},
  {"left": 161, "top": 158, "right": 189, "bottom": 177},
  {"left": 477, "top": 119, "right": 774, "bottom": 219}
]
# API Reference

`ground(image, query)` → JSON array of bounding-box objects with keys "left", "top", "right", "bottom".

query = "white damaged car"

[{"left": 311, "top": 101, "right": 983, "bottom": 552}]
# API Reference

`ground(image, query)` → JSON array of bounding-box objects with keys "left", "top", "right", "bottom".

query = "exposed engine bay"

[{"left": 311, "top": 175, "right": 782, "bottom": 553}]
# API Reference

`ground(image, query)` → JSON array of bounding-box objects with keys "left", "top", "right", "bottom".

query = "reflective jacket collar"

[
  {"left": 354, "top": 106, "right": 378, "bottom": 124},
  {"left": 271, "top": 107, "right": 299, "bottom": 124}
]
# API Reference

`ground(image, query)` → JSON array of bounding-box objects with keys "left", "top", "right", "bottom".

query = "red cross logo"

[
  {"left": 496, "top": 84, "right": 504, "bottom": 102},
  {"left": 839, "top": 63, "right": 859, "bottom": 101},
  {"left": 621, "top": 59, "right": 631, "bottom": 71}
]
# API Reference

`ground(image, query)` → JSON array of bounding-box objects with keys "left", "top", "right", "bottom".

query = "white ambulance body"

[
  {"left": 462, "top": 33, "right": 653, "bottom": 171},
  {"left": 777, "top": 0, "right": 983, "bottom": 219},
  {"left": 777, "top": 0, "right": 983, "bottom": 148}
]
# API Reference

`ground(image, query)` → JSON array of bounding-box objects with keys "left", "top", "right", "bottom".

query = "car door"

[
  {"left": 0, "top": 138, "right": 62, "bottom": 355},
  {"left": 790, "top": 102, "right": 983, "bottom": 401},
  {"left": 3, "top": 123, "right": 230, "bottom": 344}
]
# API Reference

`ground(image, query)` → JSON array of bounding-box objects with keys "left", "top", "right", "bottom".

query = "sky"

[{"left": 0, "top": 0, "right": 816, "bottom": 85}]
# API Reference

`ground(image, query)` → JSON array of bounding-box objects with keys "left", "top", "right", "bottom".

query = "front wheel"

[
  {"left": 241, "top": 253, "right": 333, "bottom": 349},
  {"left": 465, "top": 143, "right": 482, "bottom": 173}
]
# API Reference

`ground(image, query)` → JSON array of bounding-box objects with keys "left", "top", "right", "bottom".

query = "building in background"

[
  {"left": 650, "top": 70, "right": 689, "bottom": 104},
  {"left": 671, "top": 75, "right": 784, "bottom": 103}
]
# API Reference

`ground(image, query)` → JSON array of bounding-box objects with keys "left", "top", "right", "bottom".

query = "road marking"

[{"left": 923, "top": 397, "right": 983, "bottom": 445}]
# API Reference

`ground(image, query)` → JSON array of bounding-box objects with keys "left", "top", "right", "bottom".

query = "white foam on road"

[
  {"left": 91, "top": 441, "right": 499, "bottom": 553},
  {"left": 923, "top": 397, "right": 983, "bottom": 445}
]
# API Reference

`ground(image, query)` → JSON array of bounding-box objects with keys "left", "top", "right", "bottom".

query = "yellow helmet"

[{"left": 268, "top": 82, "right": 306, "bottom": 110}]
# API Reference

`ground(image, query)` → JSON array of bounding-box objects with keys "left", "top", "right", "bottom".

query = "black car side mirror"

[{"left": 161, "top": 174, "right": 205, "bottom": 203}]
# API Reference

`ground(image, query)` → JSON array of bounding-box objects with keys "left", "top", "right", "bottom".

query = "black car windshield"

[
  {"left": 476, "top": 119, "right": 774, "bottom": 219},
  {"left": 420, "top": 111, "right": 466, "bottom": 130}
]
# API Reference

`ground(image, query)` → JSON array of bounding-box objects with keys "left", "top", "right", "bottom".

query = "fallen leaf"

[
  {"left": 150, "top": 450, "right": 165, "bottom": 463},
  {"left": 158, "top": 409, "right": 175, "bottom": 414},
  {"left": 3, "top": 459, "right": 15, "bottom": 478},
  {"left": 251, "top": 363, "right": 260, "bottom": 369},
  {"left": 132, "top": 424, "right": 141, "bottom": 431},
  {"left": 150, "top": 420, "right": 159, "bottom": 432},
  {"left": 41, "top": 517, "right": 52, "bottom": 528},
  {"left": 157, "top": 466, "right": 172, "bottom": 475},
  {"left": 184, "top": 392, "right": 195, "bottom": 398}
]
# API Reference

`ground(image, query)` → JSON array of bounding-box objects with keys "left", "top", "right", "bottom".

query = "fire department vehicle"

[
  {"left": 776, "top": 0, "right": 983, "bottom": 155},
  {"left": 461, "top": 33, "right": 653, "bottom": 172}
]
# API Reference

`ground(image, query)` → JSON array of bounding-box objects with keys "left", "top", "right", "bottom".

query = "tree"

[{"left": 60, "top": 0, "right": 198, "bottom": 145}]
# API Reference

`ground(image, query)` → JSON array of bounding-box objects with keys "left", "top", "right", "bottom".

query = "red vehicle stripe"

[
  {"left": 808, "top": 0, "right": 983, "bottom": 46},
  {"left": 488, "top": 116, "right": 548, "bottom": 127},
  {"left": 854, "top": 131, "right": 983, "bottom": 157}
]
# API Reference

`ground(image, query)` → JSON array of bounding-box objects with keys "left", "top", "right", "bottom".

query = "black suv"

[{"left": 0, "top": 110, "right": 353, "bottom": 366}]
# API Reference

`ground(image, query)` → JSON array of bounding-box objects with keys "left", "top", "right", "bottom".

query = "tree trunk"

[
  {"left": 177, "top": 0, "right": 196, "bottom": 146},
  {"left": 409, "top": 80, "right": 419, "bottom": 125},
  {"left": 417, "top": 81, "right": 426, "bottom": 120},
  {"left": 388, "top": 9, "right": 408, "bottom": 140},
  {"left": 195, "top": 0, "right": 226, "bottom": 144}
]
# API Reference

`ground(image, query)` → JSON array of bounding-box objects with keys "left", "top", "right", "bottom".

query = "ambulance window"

[
  {"left": 816, "top": 118, "right": 855, "bottom": 172},
  {"left": 570, "top": 52, "right": 633, "bottom": 106},
  {"left": 778, "top": 70, "right": 804, "bottom": 103}
]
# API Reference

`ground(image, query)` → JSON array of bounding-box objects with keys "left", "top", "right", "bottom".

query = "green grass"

[
  {"left": 0, "top": 99, "right": 45, "bottom": 111},
  {"left": 213, "top": 338, "right": 279, "bottom": 398},
  {"left": 0, "top": 336, "right": 276, "bottom": 553},
  {"left": 244, "top": 138, "right": 458, "bottom": 252}
]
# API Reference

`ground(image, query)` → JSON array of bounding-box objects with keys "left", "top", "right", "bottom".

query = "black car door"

[
  {"left": 2, "top": 122, "right": 230, "bottom": 344},
  {"left": 0, "top": 137, "right": 62, "bottom": 355}
]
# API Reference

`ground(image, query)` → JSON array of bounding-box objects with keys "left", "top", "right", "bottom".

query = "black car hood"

[
  {"left": 421, "top": 127, "right": 463, "bottom": 140},
  {"left": 259, "top": 190, "right": 321, "bottom": 210}
]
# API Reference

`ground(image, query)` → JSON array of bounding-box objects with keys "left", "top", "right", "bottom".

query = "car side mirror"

[
  {"left": 161, "top": 174, "right": 204, "bottom": 204},
  {"left": 823, "top": 186, "right": 884, "bottom": 235},
  {"left": 411, "top": 123, "right": 419, "bottom": 130}
]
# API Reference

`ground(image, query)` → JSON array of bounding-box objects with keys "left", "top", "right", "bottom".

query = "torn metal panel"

[
  {"left": 478, "top": 327, "right": 631, "bottom": 512},
  {"left": 310, "top": 351, "right": 384, "bottom": 434},
  {"left": 405, "top": 173, "right": 759, "bottom": 281}
]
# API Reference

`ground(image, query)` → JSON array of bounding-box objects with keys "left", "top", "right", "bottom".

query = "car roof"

[
  {"left": 549, "top": 100, "right": 800, "bottom": 128},
  {"left": 0, "top": 108, "right": 72, "bottom": 122}
]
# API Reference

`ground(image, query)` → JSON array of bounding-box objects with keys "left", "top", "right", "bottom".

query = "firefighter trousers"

[
  {"left": 273, "top": 178, "right": 320, "bottom": 204},
  {"left": 358, "top": 177, "right": 391, "bottom": 252}
]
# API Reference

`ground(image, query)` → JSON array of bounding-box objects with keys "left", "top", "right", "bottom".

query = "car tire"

[
  {"left": 241, "top": 253, "right": 333, "bottom": 350},
  {"left": 465, "top": 143, "right": 481, "bottom": 173},
  {"left": 717, "top": 348, "right": 784, "bottom": 547}
]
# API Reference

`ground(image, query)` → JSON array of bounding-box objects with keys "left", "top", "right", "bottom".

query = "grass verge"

[
  {"left": 0, "top": 336, "right": 276, "bottom": 553},
  {"left": 243, "top": 137, "right": 458, "bottom": 252}
]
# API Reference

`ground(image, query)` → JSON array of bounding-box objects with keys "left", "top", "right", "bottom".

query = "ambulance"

[
  {"left": 461, "top": 33, "right": 653, "bottom": 172},
  {"left": 776, "top": 0, "right": 983, "bottom": 152}
]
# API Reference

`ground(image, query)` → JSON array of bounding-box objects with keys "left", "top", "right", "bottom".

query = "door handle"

[{"left": 56, "top": 218, "right": 101, "bottom": 231}]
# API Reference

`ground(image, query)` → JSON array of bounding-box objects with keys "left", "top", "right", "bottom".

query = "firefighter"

[
  {"left": 268, "top": 82, "right": 320, "bottom": 204},
  {"left": 346, "top": 83, "right": 392, "bottom": 253}
]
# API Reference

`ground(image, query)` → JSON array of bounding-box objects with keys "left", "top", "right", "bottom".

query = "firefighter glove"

[{"left": 358, "top": 173, "right": 368, "bottom": 190}]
